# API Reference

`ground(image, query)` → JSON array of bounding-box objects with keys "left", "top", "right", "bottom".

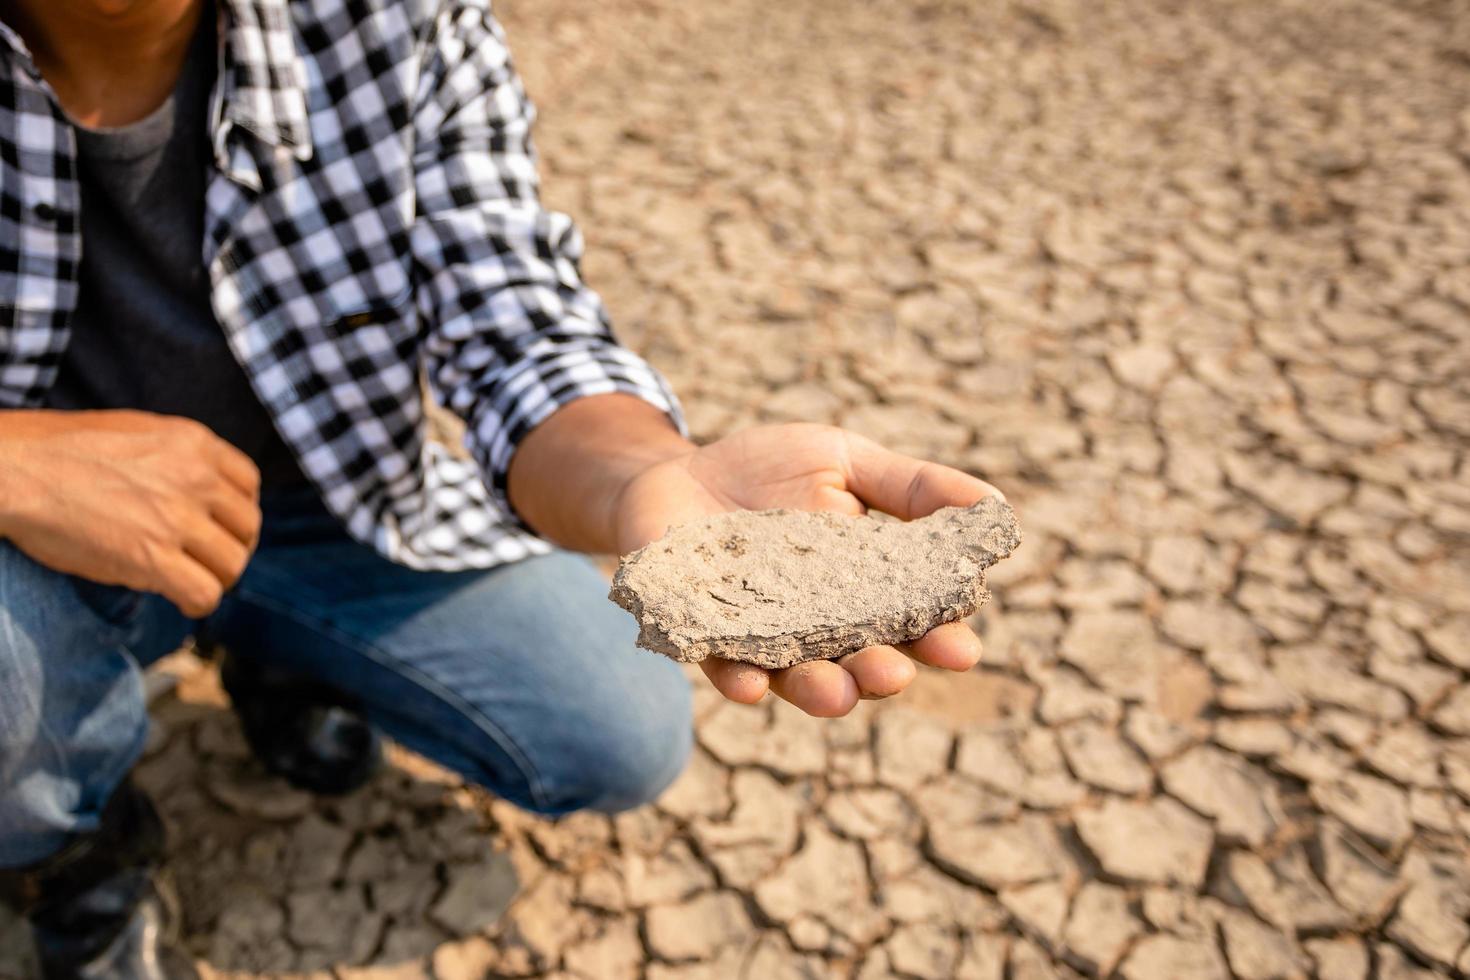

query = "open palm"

[{"left": 613, "top": 423, "right": 1005, "bottom": 717}]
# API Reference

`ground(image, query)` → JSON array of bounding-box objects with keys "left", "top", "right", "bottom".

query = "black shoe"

[
  {"left": 219, "top": 648, "right": 383, "bottom": 796},
  {"left": 0, "top": 778, "right": 199, "bottom": 980}
]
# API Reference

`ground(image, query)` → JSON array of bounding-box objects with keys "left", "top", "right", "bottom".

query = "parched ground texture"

[{"left": 5, "top": 0, "right": 1470, "bottom": 977}]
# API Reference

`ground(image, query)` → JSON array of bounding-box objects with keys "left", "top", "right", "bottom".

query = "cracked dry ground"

[{"left": 4, "top": 0, "right": 1470, "bottom": 976}]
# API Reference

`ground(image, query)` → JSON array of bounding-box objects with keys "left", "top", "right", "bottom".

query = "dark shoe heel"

[{"left": 219, "top": 648, "right": 383, "bottom": 796}]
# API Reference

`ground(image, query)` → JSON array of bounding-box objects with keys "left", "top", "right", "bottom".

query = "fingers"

[
  {"left": 153, "top": 549, "right": 226, "bottom": 618},
  {"left": 769, "top": 660, "right": 861, "bottom": 717},
  {"left": 210, "top": 484, "right": 263, "bottom": 550},
  {"left": 166, "top": 415, "right": 259, "bottom": 499},
  {"left": 841, "top": 432, "right": 1005, "bottom": 520},
  {"left": 705, "top": 653, "right": 894, "bottom": 717},
  {"left": 701, "top": 658, "right": 770, "bottom": 704},
  {"left": 907, "top": 621, "right": 985, "bottom": 671},
  {"left": 211, "top": 437, "right": 262, "bottom": 499},
  {"left": 185, "top": 426, "right": 261, "bottom": 583},
  {"left": 176, "top": 487, "right": 258, "bottom": 616},
  {"left": 838, "top": 645, "right": 917, "bottom": 699},
  {"left": 709, "top": 626, "right": 982, "bottom": 716},
  {"left": 184, "top": 515, "right": 252, "bottom": 591}
]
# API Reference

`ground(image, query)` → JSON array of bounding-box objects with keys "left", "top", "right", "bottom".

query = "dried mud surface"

[
  {"left": 610, "top": 498, "right": 1020, "bottom": 668},
  {"left": 4, "top": 0, "right": 1470, "bottom": 976}
]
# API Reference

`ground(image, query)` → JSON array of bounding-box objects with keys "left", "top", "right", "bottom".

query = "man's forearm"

[
  {"left": 506, "top": 394, "right": 693, "bottom": 553},
  {"left": 0, "top": 409, "right": 81, "bottom": 538}
]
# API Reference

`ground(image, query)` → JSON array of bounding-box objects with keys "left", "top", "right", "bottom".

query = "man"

[{"left": 0, "top": 0, "right": 1002, "bottom": 976}]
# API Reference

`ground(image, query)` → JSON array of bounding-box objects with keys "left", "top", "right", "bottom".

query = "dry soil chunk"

[
  {"left": 927, "top": 815, "right": 1066, "bottom": 890},
  {"left": 610, "top": 497, "right": 1020, "bottom": 666},
  {"left": 1160, "top": 746, "right": 1279, "bottom": 846},
  {"left": 1063, "top": 882, "right": 1142, "bottom": 975},
  {"left": 1075, "top": 797, "right": 1214, "bottom": 888},
  {"left": 1119, "top": 933, "right": 1229, "bottom": 980}
]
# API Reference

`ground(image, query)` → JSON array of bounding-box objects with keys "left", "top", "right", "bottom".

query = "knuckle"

[
  {"left": 240, "top": 506, "right": 263, "bottom": 542},
  {"left": 187, "top": 581, "right": 224, "bottom": 616},
  {"left": 224, "top": 550, "right": 250, "bottom": 587},
  {"left": 163, "top": 415, "right": 199, "bottom": 437},
  {"left": 154, "top": 509, "right": 190, "bottom": 548},
  {"left": 175, "top": 418, "right": 217, "bottom": 451},
  {"left": 132, "top": 534, "right": 171, "bottom": 573},
  {"left": 172, "top": 454, "right": 211, "bottom": 484}
]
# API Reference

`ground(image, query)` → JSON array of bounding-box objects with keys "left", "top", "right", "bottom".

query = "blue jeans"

[{"left": 0, "top": 488, "right": 692, "bottom": 868}]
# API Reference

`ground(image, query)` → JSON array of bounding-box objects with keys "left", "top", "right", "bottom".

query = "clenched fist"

[{"left": 0, "top": 409, "right": 262, "bottom": 616}]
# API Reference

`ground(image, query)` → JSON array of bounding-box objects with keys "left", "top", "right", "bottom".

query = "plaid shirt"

[{"left": 0, "top": 0, "right": 683, "bottom": 570}]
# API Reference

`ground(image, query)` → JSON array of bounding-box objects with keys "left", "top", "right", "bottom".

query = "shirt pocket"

[
  {"left": 314, "top": 283, "right": 425, "bottom": 408},
  {"left": 327, "top": 282, "right": 417, "bottom": 339}
]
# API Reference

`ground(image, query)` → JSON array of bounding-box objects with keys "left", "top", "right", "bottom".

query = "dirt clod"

[{"left": 609, "top": 497, "right": 1021, "bottom": 668}]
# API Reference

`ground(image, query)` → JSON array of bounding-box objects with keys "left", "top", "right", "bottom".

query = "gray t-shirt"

[{"left": 45, "top": 3, "right": 305, "bottom": 489}]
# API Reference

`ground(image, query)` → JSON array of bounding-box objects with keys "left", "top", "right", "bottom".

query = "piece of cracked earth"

[{"left": 609, "top": 496, "right": 1021, "bottom": 668}]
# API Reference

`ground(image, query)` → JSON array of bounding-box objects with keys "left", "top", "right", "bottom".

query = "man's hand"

[
  {"left": 509, "top": 395, "right": 1005, "bottom": 718},
  {"left": 610, "top": 422, "right": 1005, "bottom": 717},
  {"left": 0, "top": 410, "right": 262, "bottom": 617}
]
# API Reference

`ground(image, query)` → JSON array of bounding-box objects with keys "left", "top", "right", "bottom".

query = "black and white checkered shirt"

[{"left": 0, "top": 0, "right": 684, "bottom": 570}]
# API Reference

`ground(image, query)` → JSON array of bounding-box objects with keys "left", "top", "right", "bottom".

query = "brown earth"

[
  {"left": 4, "top": 0, "right": 1470, "bottom": 976},
  {"left": 609, "top": 499, "right": 1020, "bottom": 667}
]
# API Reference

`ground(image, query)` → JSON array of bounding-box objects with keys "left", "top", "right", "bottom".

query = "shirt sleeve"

[{"left": 409, "top": 2, "right": 685, "bottom": 517}]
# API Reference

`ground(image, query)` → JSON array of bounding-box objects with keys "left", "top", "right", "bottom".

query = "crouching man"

[{"left": 0, "top": 0, "right": 1001, "bottom": 976}]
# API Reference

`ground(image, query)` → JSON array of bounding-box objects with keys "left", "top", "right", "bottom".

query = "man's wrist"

[
  {"left": 0, "top": 432, "right": 39, "bottom": 541},
  {"left": 507, "top": 393, "right": 694, "bottom": 553},
  {"left": 599, "top": 432, "right": 696, "bottom": 553}
]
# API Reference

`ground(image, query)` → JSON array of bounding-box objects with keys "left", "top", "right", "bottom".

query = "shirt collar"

[
  {"left": 0, "top": 17, "right": 50, "bottom": 85},
  {"left": 0, "top": 21, "right": 21, "bottom": 58},
  {"left": 0, "top": 0, "right": 313, "bottom": 163},
  {"left": 216, "top": 0, "right": 313, "bottom": 162}
]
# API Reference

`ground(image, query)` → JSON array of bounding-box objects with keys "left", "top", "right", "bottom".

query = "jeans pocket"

[{"left": 68, "top": 578, "right": 147, "bottom": 629}]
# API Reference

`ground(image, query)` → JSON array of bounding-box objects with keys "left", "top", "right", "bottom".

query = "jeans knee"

[
  {"left": 590, "top": 698, "right": 694, "bottom": 814},
  {"left": 0, "top": 546, "right": 51, "bottom": 781},
  {"left": 0, "top": 650, "right": 43, "bottom": 790},
  {"left": 0, "top": 543, "right": 151, "bottom": 863},
  {"left": 537, "top": 661, "right": 695, "bottom": 815}
]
